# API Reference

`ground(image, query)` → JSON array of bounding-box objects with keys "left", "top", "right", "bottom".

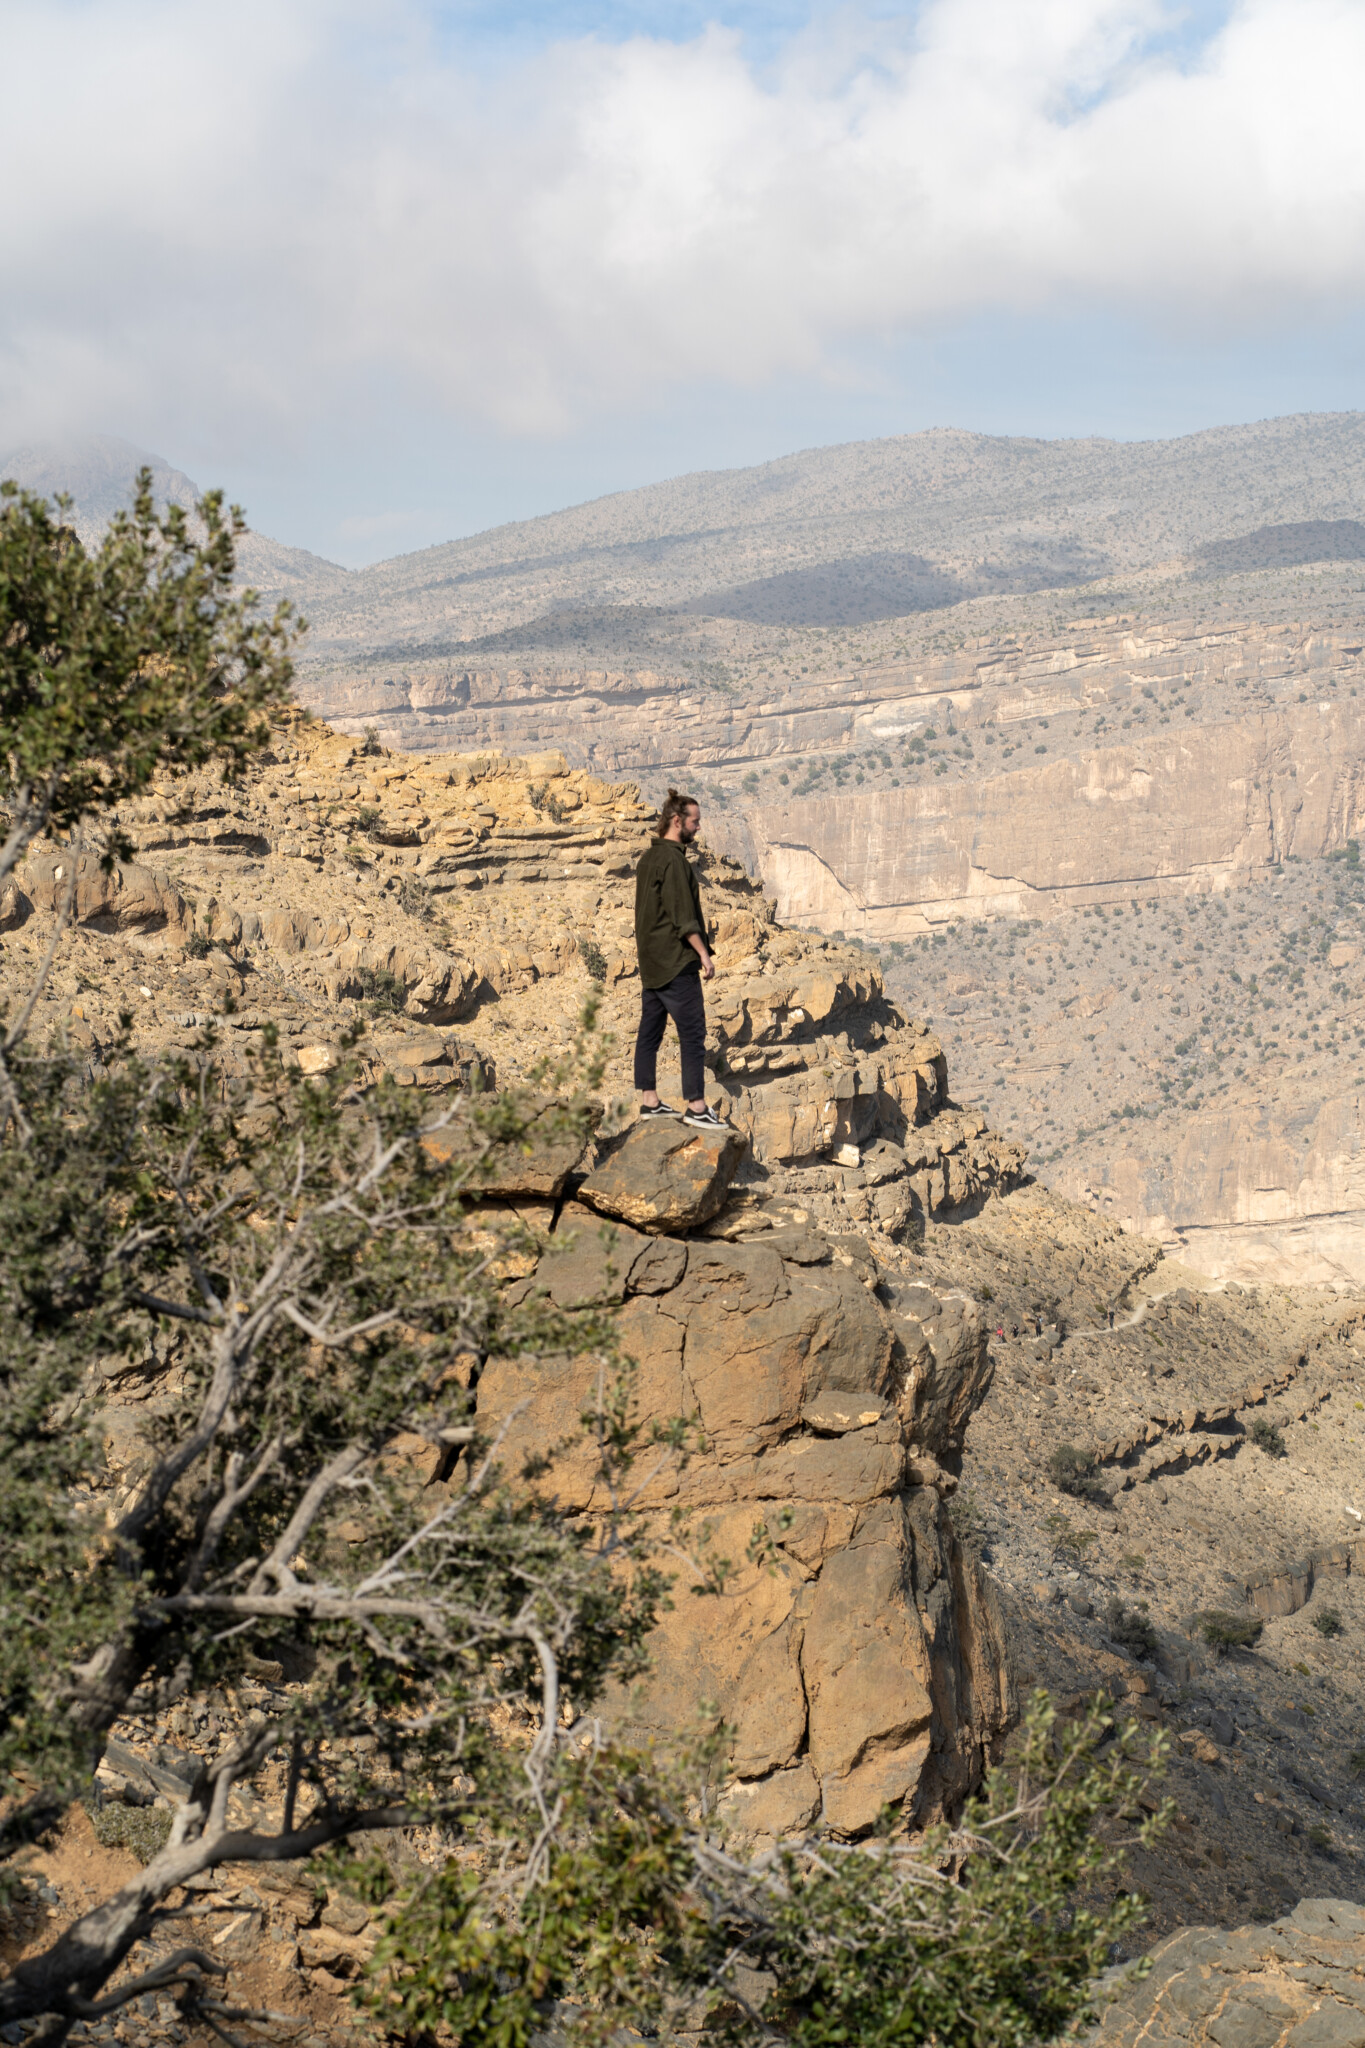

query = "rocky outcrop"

[
  {"left": 0, "top": 879, "right": 29, "bottom": 931},
  {"left": 23, "top": 852, "right": 189, "bottom": 939},
  {"left": 482, "top": 1196, "right": 1013, "bottom": 1838},
  {"left": 7, "top": 718, "right": 1025, "bottom": 1253},
  {"left": 423, "top": 1098, "right": 595, "bottom": 1199},
  {"left": 5, "top": 718, "right": 1027, "bottom": 1838},
  {"left": 1083, "top": 1899, "right": 1365, "bottom": 2047},
  {"left": 578, "top": 1119, "right": 748, "bottom": 1232}
]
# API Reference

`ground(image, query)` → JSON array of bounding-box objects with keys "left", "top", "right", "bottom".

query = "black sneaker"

[
  {"left": 639, "top": 1101, "right": 681, "bottom": 1119},
  {"left": 682, "top": 1103, "right": 727, "bottom": 1129}
]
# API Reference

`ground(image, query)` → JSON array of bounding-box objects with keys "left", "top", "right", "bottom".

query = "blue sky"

[{"left": 3, "top": 0, "right": 1365, "bottom": 563}]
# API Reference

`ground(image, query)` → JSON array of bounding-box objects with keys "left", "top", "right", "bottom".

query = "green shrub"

[
  {"left": 528, "top": 780, "right": 568, "bottom": 823},
  {"left": 1247, "top": 1415, "right": 1286, "bottom": 1457},
  {"left": 1308, "top": 1823, "right": 1334, "bottom": 1853},
  {"left": 1044, "top": 1514, "right": 1099, "bottom": 1565},
  {"left": 1105, "top": 1599, "right": 1158, "bottom": 1660},
  {"left": 342, "top": 840, "right": 369, "bottom": 870},
  {"left": 1199, "top": 1610, "right": 1264, "bottom": 1653},
  {"left": 397, "top": 872, "right": 433, "bottom": 922},
  {"left": 185, "top": 928, "right": 215, "bottom": 959},
  {"left": 948, "top": 1489, "right": 987, "bottom": 1555},
  {"left": 354, "top": 965, "right": 407, "bottom": 1014},
  {"left": 1312, "top": 1606, "right": 1344, "bottom": 1639},
  {"left": 579, "top": 938, "right": 608, "bottom": 984},
  {"left": 370, "top": 1694, "right": 1173, "bottom": 2048},
  {"left": 356, "top": 804, "right": 382, "bottom": 835},
  {"left": 1048, "top": 1443, "right": 1108, "bottom": 1503},
  {"left": 89, "top": 1801, "right": 174, "bottom": 1865}
]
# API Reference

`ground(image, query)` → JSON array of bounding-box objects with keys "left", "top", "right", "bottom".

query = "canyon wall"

[
  {"left": 303, "top": 622, "right": 1365, "bottom": 934},
  {"left": 1057, "top": 1092, "right": 1365, "bottom": 1287},
  {"left": 302, "top": 619, "right": 1363, "bottom": 778},
  {"left": 749, "top": 699, "right": 1365, "bottom": 936}
]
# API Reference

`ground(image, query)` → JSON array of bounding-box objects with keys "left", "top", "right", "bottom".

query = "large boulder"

[
  {"left": 477, "top": 1213, "right": 1011, "bottom": 1836},
  {"left": 23, "top": 853, "right": 187, "bottom": 936},
  {"left": 325, "top": 938, "right": 480, "bottom": 1023},
  {"left": 1080, "top": 1900, "right": 1365, "bottom": 2048},
  {"left": 578, "top": 1118, "right": 748, "bottom": 1234}
]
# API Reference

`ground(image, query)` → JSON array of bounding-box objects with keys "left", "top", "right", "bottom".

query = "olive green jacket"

[{"left": 634, "top": 839, "right": 708, "bottom": 990}]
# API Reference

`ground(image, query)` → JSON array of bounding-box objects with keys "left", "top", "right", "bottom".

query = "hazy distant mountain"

[
  {"left": 282, "top": 411, "right": 1365, "bottom": 665},
  {"left": 0, "top": 433, "right": 349, "bottom": 605},
  {"left": 0, "top": 434, "right": 202, "bottom": 547}
]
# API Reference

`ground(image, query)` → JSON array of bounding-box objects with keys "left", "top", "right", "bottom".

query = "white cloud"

[{"left": 3, "top": 0, "right": 1365, "bottom": 450}]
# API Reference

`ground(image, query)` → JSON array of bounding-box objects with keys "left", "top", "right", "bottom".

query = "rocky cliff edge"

[{"left": 0, "top": 714, "right": 1034, "bottom": 1838}]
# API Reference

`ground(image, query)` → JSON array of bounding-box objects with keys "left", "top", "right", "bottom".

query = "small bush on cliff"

[
  {"left": 1048, "top": 1442, "right": 1108, "bottom": 1503},
  {"left": 1045, "top": 1513, "right": 1099, "bottom": 1565},
  {"left": 89, "top": 1799, "right": 174, "bottom": 1865},
  {"left": 1105, "top": 1598, "right": 1158, "bottom": 1660},
  {"left": 579, "top": 936, "right": 609, "bottom": 983},
  {"left": 397, "top": 871, "right": 433, "bottom": 922},
  {"left": 1199, "top": 1609, "right": 1264, "bottom": 1653},
  {"left": 354, "top": 963, "right": 408, "bottom": 1013},
  {"left": 1248, "top": 1415, "right": 1287, "bottom": 1457},
  {"left": 948, "top": 1487, "right": 988, "bottom": 1556}
]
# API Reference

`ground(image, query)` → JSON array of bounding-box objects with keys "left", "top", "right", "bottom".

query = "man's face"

[{"left": 679, "top": 804, "right": 701, "bottom": 842}]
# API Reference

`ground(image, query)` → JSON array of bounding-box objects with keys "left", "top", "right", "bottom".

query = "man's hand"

[{"left": 688, "top": 932, "right": 715, "bottom": 980}]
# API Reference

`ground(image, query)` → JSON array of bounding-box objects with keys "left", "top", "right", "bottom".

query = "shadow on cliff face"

[{"left": 672, "top": 546, "right": 1107, "bottom": 628}]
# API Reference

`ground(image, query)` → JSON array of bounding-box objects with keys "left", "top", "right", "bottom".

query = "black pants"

[{"left": 634, "top": 966, "right": 707, "bottom": 1102}]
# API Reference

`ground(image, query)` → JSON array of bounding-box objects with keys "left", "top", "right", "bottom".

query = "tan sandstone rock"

[
  {"left": 578, "top": 1118, "right": 749, "bottom": 1233},
  {"left": 23, "top": 852, "right": 188, "bottom": 939},
  {"left": 476, "top": 1203, "right": 1012, "bottom": 1836}
]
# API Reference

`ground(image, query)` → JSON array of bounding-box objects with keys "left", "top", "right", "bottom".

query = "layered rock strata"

[
  {"left": 303, "top": 620, "right": 1365, "bottom": 788},
  {"left": 3, "top": 716, "right": 1027, "bottom": 1250},
  {"left": 301, "top": 621, "right": 1365, "bottom": 936}
]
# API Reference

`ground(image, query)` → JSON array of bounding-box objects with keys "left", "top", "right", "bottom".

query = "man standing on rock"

[{"left": 634, "top": 789, "right": 726, "bottom": 1129}]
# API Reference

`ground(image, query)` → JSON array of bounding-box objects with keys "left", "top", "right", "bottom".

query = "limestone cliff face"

[
  {"left": 748, "top": 698, "right": 1365, "bottom": 936},
  {"left": 1058, "top": 1092, "right": 1365, "bottom": 1286},
  {"left": 299, "top": 621, "right": 1365, "bottom": 936},
  {"left": 302, "top": 618, "right": 1365, "bottom": 783}
]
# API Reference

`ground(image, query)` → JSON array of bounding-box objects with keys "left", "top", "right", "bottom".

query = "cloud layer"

[{"left": 4, "top": 0, "right": 1365, "bottom": 452}]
